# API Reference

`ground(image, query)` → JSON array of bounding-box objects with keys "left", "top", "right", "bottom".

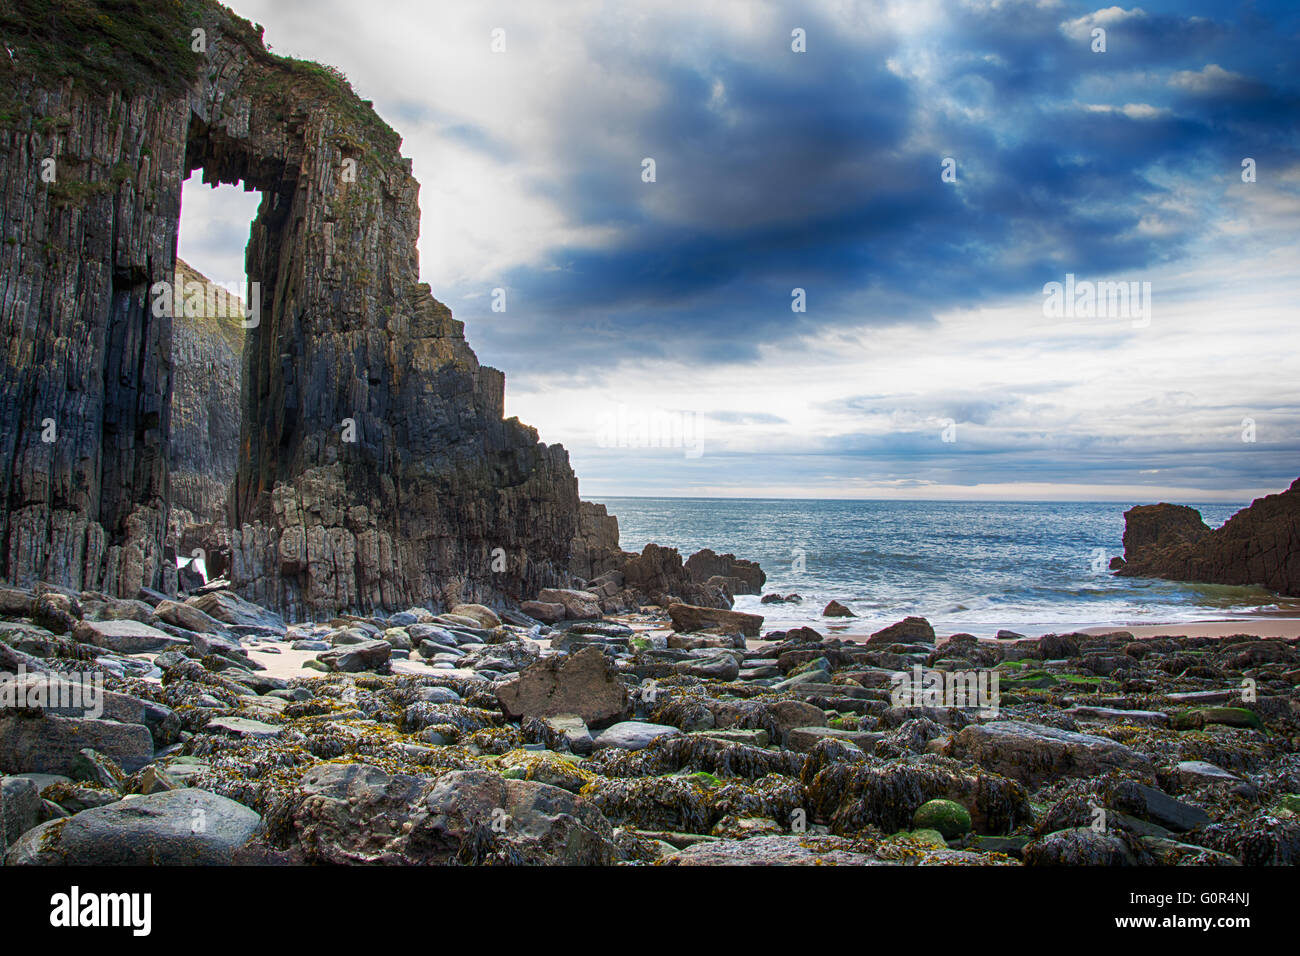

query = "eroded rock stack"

[{"left": 1116, "top": 477, "right": 1300, "bottom": 597}]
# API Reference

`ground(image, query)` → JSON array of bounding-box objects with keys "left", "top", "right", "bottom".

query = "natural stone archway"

[{"left": 0, "top": 2, "right": 579, "bottom": 619}]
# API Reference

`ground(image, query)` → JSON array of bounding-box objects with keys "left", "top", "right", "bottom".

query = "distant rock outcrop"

[
  {"left": 1116, "top": 478, "right": 1300, "bottom": 597},
  {"left": 683, "top": 548, "right": 766, "bottom": 595}
]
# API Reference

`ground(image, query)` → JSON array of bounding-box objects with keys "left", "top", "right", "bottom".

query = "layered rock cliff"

[
  {"left": 169, "top": 258, "right": 241, "bottom": 528},
  {"left": 1116, "top": 478, "right": 1300, "bottom": 597},
  {"left": 0, "top": 0, "right": 580, "bottom": 618}
]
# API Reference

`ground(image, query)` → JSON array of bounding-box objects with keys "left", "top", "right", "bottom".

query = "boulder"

[
  {"left": 184, "top": 590, "right": 287, "bottom": 634},
  {"left": 152, "top": 599, "right": 222, "bottom": 633},
  {"left": 822, "top": 600, "right": 855, "bottom": 618},
  {"left": 4, "top": 789, "right": 262, "bottom": 865},
  {"left": 287, "top": 763, "right": 621, "bottom": 865},
  {"left": 536, "top": 588, "right": 602, "bottom": 621},
  {"left": 1103, "top": 780, "right": 1211, "bottom": 832},
  {"left": 520, "top": 601, "right": 566, "bottom": 625},
  {"left": 449, "top": 603, "right": 502, "bottom": 628},
  {"left": 592, "top": 721, "right": 684, "bottom": 751},
  {"left": 912, "top": 798, "right": 973, "bottom": 840},
  {"left": 673, "top": 655, "right": 741, "bottom": 681},
  {"left": 542, "top": 714, "right": 595, "bottom": 755},
  {"left": 0, "top": 713, "right": 154, "bottom": 775},
  {"left": 667, "top": 604, "right": 763, "bottom": 638},
  {"left": 71, "top": 619, "right": 189, "bottom": 654},
  {"left": 946, "top": 720, "right": 1153, "bottom": 788},
  {"left": 1023, "top": 827, "right": 1149, "bottom": 866},
  {"left": 316, "top": 639, "right": 392, "bottom": 673},
  {"left": 866, "top": 616, "right": 936, "bottom": 646},
  {"left": 495, "top": 646, "right": 629, "bottom": 727}
]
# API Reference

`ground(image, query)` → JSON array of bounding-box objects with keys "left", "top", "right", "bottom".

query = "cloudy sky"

[{"left": 179, "top": 0, "right": 1300, "bottom": 503}]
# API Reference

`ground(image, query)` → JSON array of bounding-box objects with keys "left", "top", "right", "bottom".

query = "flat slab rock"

[
  {"left": 668, "top": 604, "right": 763, "bottom": 637},
  {"left": 786, "top": 726, "right": 881, "bottom": 754},
  {"left": 184, "top": 590, "right": 286, "bottom": 635},
  {"left": 947, "top": 720, "right": 1153, "bottom": 787},
  {"left": 204, "top": 716, "right": 284, "bottom": 739},
  {"left": 72, "top": 619, "right": 189, "bottom": 654},
  {"left": 592, "top": 721, "right": 684, "bottom": 751},
  {"left": 1064, "top": 705, "right": 1170, "bottom": 727}
]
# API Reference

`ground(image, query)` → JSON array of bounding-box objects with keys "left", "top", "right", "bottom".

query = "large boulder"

[
  {"left": 316, "top": 639, "right": 391, "bottom": 673},
  {"left": 184, "top": 590, "right": 287, "bottom": 634},
  {"left": 287, "top": 763, "right": 622, "bottom": 865},
  {"left": 71, "top": 619, "right": 189, "bottom": 654},
  {"left": 865, "top": 616, "right": 936, "bottom": 646},
  {"left": 0, "top": 713, "right": 154, "bottom": 775},
  {"left": 683, "top": 549, "right": 766, "bottom": 595},
  {"left": 0, "top": 671, "right": 179, "bottom": 746},
  {"left": 536, "top": 588, "right": 602, "bottom": 621},
  {"left": 449, "top": 603, "right": 501, "bottom": 628},
  {"left": 152, "top": 599, "right": 223, "bottom": 633},
  {"left": 494, "top": 646, "right": 629, "bottom": 727},
  {"left": 5, "top": 789, "right": 262, "bottom": 865},
  {"left": 946, "top": 720, "right": 1153, "bottom": 788},
  {"left": 520, "top": 601, "right": 566, "bottom": 624},
  {"left": 668, "top": 603, "right": 763, "bottom": 638}
]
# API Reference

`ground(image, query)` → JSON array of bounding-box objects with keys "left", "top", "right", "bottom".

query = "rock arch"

[{"left": 0, "top": 3, "right": 579, "bottom": 619}]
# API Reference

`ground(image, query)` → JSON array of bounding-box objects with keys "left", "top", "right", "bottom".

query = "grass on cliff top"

[
  {"left": 0, "top": 0, "right": 204, "bottom": 95},
  {"left": 174, "top": 257, "right": 247, "bottom": 352},
  {"left": 1, "top": 0, "right": 400, "bottom": 152}
]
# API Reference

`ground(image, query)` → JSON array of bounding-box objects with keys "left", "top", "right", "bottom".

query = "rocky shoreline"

[{"left": 2, "top": 579, "right": 1298, "bottom": 866}]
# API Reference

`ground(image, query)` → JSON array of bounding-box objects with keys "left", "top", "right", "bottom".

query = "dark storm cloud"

[{"left": 452, "top": 1, "right": 1299, "bottom": 375}]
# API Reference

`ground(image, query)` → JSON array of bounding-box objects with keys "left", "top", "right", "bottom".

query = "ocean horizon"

[{"left": 594, "top": 496, "right": 1300, "bottom": 637}]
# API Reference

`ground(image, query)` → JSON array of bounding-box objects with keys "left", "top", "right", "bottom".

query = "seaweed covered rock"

[
  {"left": 284, "top": 764, "right": 622, "bottom": 865},
  {"left": 946, "top": 720, "right": 1154, "bottom": 787},
  {"left": 912, "top": 798, "right": 973, "bottom": 840},
  {"left": 1023, "top": 827, "right": 1153, "bottom": 866},
  {"left": 804, "top": 755, "right": 1032, "bottom": 836}
]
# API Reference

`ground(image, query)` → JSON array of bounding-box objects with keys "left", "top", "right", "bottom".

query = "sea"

[{"left": 593, "top": 497, "right": 1300, "bottom": 638}]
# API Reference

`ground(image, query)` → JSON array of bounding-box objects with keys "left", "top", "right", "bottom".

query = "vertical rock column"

[{"left": 0, "top": 80, "right": 190, "bottom": 596}]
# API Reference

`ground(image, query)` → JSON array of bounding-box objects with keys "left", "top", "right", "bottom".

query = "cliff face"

[
  {"left": 0, "top": 1, "right": 579, "bottom": 618},
  {"left": 170, "top": 258, "right": 241, "bottom": 528},
  {"left": 1116, "top": 478, "right": 1300, "bottom": 597}
]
